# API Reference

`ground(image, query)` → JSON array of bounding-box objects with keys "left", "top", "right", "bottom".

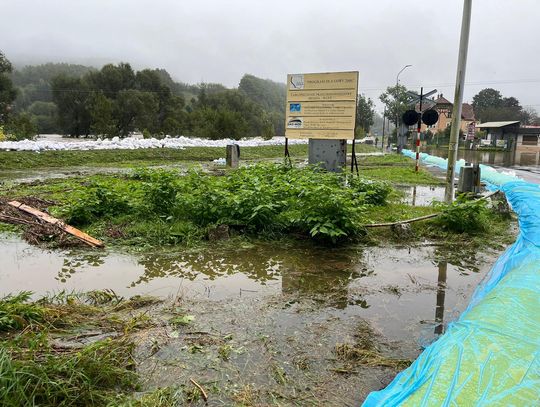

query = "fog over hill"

[{"left": 2, "top": 0, "right": 540, "bottom": 111}]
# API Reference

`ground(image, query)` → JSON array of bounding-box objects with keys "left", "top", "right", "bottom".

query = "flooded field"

[
  {"left": 0, "top": 233, "right": 506, "bottom": 404},
  {"left": 423, "top": 146, "right": 540, "bottom": 184},
  {"left": 1, "top": 234, "right": 500, "bottom": 343}
]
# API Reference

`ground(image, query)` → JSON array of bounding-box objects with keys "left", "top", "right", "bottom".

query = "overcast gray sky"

[{"left": 2, "top": 0, "right": 539, "bottom": 111}]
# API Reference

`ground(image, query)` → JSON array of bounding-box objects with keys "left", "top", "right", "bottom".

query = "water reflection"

[
  {"left": 422, "top": 146, "right": 540, "bottom": 168},
  {"left": 398, "top": 185, "right": 445, "bottom": 206},
  {"left": 434, "top": 261, "right": 447, "bottom": 335},
  {"left": 1, "top": 235, "right": 499, "bottom": 344},
  {"left": 131, "top": 245, "right": 369, "bottom": 308},
  {"left": 132, "top": 249, "right": 282, "bottom": 286},
  {"left": 57, "top": 251, "right": 107, "bottom": 282}
]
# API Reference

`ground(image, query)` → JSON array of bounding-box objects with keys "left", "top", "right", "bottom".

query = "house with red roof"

[{"left": 416, "top": 94, "right": 477, "bottom": 134}]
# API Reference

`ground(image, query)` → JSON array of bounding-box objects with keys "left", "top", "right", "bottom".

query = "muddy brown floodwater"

[{"left": 0, "top": 233, "right": 506, "bottom": 404}]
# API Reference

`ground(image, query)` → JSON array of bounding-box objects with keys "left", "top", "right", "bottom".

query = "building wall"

[
  {"left": 516, "top": 134, "right": 540, "bottom": 152},
  {"left": 420, "top": 113, "right": 474, "bottom": 134}
]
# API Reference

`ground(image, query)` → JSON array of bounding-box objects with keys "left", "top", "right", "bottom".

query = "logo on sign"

[
  {"left": 287, "top": 117, "right": 303, "bottom": 129},
  {"left": 289, "top": 103, "right": 301, "bottom": 113},
  {"left": 290, "top": 74, "right": 304, "bottom": 89}
]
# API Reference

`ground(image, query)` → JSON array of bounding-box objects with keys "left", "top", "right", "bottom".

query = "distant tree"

[
  {"left": 379, "top": 84, "right": 410, "bottom": 127},
  {"left": 27, "top": 101, "right": 57, "bottom": 133},
  {"left": 11, "top": 63, "right": 95, "bottom": 116},
  {"left": 239, "top": 74, "right": 286, "bottom": 136},
  {"left": 51, "top": 75, "right": 91, "bottom": 136},
  {"left": 356, "top": 94, "right": 375, "bottom": 133},
  {"left": 472, "top": 88, "right": 503, "bottom": 112},
  {"left": 4, "top": 112, "right": 37, "bottom": 140},
  {"left": 88, "top": 92, "right": 115, "bottom": 136},
  {"left": 0, "top": 51, "right": 17, "bottom": 124},
  {"left": 85, "top": 63, "right": 136, "bottom": 99},
  {"left": 522, "top": 106, "right": 540, "bottom": 126},
  {"left": 472, "top": 88, "right": 530, "bottom": 123},
  {"left": 114, "top": 89, "right": 159, "bottom": 137}
]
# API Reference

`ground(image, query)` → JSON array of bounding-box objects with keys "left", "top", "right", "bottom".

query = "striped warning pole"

[{"left": 415, "top": 87, "right": 424, "bottom": 172}]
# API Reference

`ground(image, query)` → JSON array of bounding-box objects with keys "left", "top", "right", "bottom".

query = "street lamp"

[{"left": 396, "top": 64, "right": 412, "bottom": 152}]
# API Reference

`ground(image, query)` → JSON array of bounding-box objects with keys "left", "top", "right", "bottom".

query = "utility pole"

[
  {"left": 395, "top": 65, "right": 412, "bottom": 153},
  {"left": 445, "top": 0, "right": 472, "bottom": 203},
  {"left": 415, "top": 88, "right": 424, "bottom": 172},
  {"left": 381, "top": 107, "right": 386, "bottom": 152}
]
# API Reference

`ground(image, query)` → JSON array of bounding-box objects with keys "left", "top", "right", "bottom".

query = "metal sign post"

[
  {"left": 445, "top": 0, "right": 473, "bottom": 203},
  {"left": 415, "top": 87, "right": 424, "bottom": 172}
]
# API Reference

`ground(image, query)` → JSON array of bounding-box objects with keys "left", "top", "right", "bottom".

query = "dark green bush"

[
  {"left": 64, "top": 182, "right": 131, "bottom": 225},
  {"left": 63, "top": 164, "right": 392, "bottom": 243},
  {"left": 434, "top": 196, "right": 490, "bottom": 234}
]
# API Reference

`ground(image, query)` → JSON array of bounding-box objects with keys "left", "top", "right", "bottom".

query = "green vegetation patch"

[
  {"left": 58, "top": 163, "right": 392, "bottom": 245},
  {"left": 0, "top": 145, "right": 306, "bottom": 170},
  {"left": 0, "top": 143, "right": 380, "bottom": 170}
]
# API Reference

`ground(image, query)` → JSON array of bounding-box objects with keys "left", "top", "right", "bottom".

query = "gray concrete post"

[{"left": 226, "top": 144, "right": 240, "bottom": 168}]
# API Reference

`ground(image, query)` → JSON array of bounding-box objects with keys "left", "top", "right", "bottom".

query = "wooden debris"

[{"left": 7, "top": 200, "right": 104, "bottom": 248}]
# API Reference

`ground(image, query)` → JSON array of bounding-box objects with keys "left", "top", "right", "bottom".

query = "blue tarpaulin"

[{"left": 363, "top": 150, "right": 540, "bottom": 406}]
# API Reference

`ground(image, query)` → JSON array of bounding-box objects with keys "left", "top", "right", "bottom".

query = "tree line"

[{"left": 1, "top": 50, "right": 377, "bottom": 141}]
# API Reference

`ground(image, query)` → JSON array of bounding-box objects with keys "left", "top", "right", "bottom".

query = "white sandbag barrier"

[{"left": 0, "top": 135, "right": 308, "bottom": 152}]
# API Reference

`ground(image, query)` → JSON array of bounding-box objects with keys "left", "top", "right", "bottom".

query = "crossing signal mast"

[{"left": 401, "top": 88, "right": 439, "bottom": 172}]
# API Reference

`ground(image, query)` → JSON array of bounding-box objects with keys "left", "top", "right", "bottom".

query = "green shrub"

[
  {"left": 135, "top": 168, "right": 181, "bottom": 216},
  {"left": 63, "top": 164, "right": 392, "bottom": 243},
  {"left": 349, "top": 178, "right": 392, "bottom": 205},
  {"left": 64, "top": 182, "right": 131, "bottom": 225},
  {"left": 434, "top": 196, "right": 490, "bottom": 234}
]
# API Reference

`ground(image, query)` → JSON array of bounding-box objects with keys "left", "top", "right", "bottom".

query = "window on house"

[{"left": 522, "top": 135, "right": 539, "bottom": 145}]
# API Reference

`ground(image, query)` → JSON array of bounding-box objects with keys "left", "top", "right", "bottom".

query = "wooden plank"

[{"left": 7, "top": 201, "right": 104, "bottom": 248}]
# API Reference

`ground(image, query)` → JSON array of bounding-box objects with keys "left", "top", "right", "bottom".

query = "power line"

[{"left": 361, "top": 78, "right": 540, "bottom": 92}]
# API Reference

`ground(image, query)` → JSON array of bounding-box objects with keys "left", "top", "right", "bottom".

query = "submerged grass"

[
  {"left": 0, "top": 290, "right": 166, "bottom": 406},
  {"left": 358, "top": 166, "right": 444, "bottom": 185},
  {"left": 0, "top": 339, "right": 138, "bottom": 407}
]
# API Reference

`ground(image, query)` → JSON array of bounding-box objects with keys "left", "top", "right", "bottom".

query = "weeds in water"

[
  {"left": 0, "top": 292, "right": 166, "bottom": 406},
  {"left": 334, "top": 344, "right": 411, "bottom": 369},
  {"left": 0, "top": 291, "right": 44, "bottom": 331},
  {"left": 0, "top": 339, "right": 138, "bottom": 407},
  {"left": 334, "top": 320, "right": 411, "bottom": 370}
]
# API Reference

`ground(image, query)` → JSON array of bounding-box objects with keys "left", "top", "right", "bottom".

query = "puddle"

[
  {"left": 0, "top": 233, "right": 506, "bottom": 404},
  {"left": 1, "top": 235, "right": 498, "bottom": 343},
  {"left": 397, "top": 185, "right": 445, "bottom": 206}
]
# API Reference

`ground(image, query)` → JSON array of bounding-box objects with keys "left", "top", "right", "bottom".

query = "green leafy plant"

[
  {"left": 434, "top": 196, "right": 491, "bottom": 234},
  {"left": 63, "top": 182, "right": 131, "bottom": 225},
  {"left": 61, "top": 164, "right": 393, "bottom": 244}
]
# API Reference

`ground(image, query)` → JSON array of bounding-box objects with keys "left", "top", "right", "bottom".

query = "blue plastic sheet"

[{"left": 363, "top": 151, "right": 540, "bottom": 406}]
